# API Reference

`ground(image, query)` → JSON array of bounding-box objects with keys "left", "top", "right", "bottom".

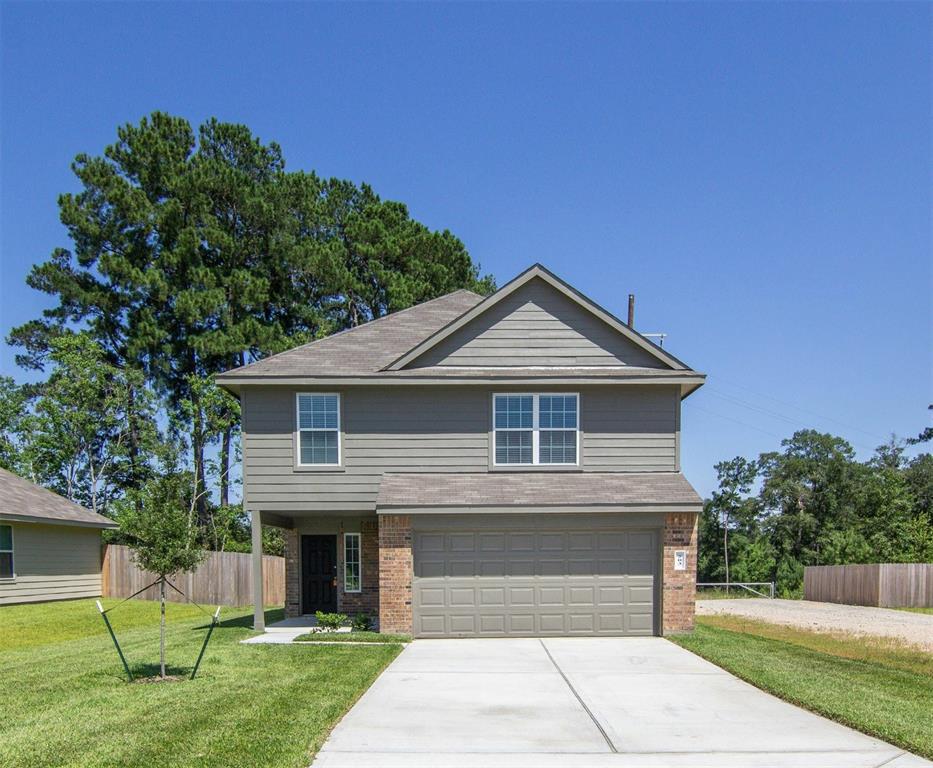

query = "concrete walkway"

[
  {"left": 241, "top": 616, "right": 353, "bottom": 644},
  {"left": 312, "top": 637, "right": 930, "bottom": 768},
  {"left": 698, "top": 599, "right": 933, "bottom": 651}
]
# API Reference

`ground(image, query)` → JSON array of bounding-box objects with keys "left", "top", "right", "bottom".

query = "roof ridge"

[{"left": 221, "top": 288, "right": 483, "bottom": 376}]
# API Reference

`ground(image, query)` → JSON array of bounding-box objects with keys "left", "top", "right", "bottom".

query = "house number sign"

[{"left": 674, "top": 550, "right": 687, "bottom": 571}]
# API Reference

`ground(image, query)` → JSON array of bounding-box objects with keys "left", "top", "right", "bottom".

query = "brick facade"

[
  {"left": 662, "top": 511, "right": 698, "bottom": 633},
  {"left": 378, "top": 514, "right": 413, "bottom": 634},
  {"left": 284, "top": 511, "right": 697, "bottom": 635},
  {"left": 337, "top": 520, "right": 380, "bottom": 618},
  {"left": 284, "top": 528, "right": 301, "bottom": 618}
]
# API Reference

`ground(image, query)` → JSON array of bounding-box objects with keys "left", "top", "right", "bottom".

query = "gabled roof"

[
  {"left": 218, "top": 289, "right": 484, "bottom": 378},
  {"left": 217, "top": 264, "right": 704, "bottom": 396},
  {"left": 386, "top": 264, "right": 690, "bottom": 372},
  {"left": 0, "top": 467, "right": 117, "bottom": 528},
  {"left": 377, "top": 472, "right": 703, "bottom": 511}
]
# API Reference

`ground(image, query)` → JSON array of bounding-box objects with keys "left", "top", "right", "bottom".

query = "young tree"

[{"left": 118, "top": 474, "right": 206, "bottom": 679}]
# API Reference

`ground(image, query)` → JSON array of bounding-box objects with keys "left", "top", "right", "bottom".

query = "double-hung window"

[
  {"left": 297, "top": 393, "right": 340, "bottom": 466},
  {"left": 0, "top": 525, "right": 13, "bottom": 579},
  {"left": 493, "top": 393, "right": 579, "bottom": 466},
  {"left": 344, "top": 532, "right": 361, "bottom": 592}
]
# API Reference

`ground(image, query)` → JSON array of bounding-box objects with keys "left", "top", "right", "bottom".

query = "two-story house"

[{"left": 217, "top": 264, "right": 705, "bottom": 638}]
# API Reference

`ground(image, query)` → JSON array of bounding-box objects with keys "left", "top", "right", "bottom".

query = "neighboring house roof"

[
  {"left": 0, "top": 467, "right": 117, "bottom": 528},
  {"left": 217, "top": 264, "right": 705, "bottom": 397},
  {"left": 377, "top": 472, "right": 703, "bottom": 511}
]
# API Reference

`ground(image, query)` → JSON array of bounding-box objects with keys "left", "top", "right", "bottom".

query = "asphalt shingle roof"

[
  {"left": 377, "top": 472, "right": 703, "bottom": 508},
  {"left": 219, "top": 290, "right": 485, "bottom": 378},
  {"left": 0, "top": 467, "right": 117, "bottom": 528}
]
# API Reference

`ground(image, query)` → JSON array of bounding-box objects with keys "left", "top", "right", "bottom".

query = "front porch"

[{"left": 249, "top": 511, "right": 380, "bottom": 631}]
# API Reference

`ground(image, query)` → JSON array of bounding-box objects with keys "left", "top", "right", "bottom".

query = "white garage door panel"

[{"left": 413, "top": 524, "right": 658, "bottom": 638}]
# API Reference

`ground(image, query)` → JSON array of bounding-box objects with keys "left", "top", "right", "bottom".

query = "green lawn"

[
  {"left": 0, "top": 598, "right": 403, "bottom": 768},
  {"left": 671, "top": 616, "right": 933, "bottom": 759},
  {"left": 897, "top": 606, "right": 933, "bottom": 615},
  {"left": 294, "top": 631, "right": 411, "bottom": 643}
]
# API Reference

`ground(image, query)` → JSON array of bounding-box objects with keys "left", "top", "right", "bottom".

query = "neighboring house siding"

[
  {"left": 242, "top": 384, "right": 680, "bottom": 512},
  {"left": 410, "top": 278, "right": 665, "bottom": 368},
  {"left": 0, "top": 522, "right": 103, "bottom": 605}
]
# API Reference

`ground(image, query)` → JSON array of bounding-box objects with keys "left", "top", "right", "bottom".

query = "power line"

[
  {"left": 709, "top": 379, "right": 888, "bottom": 443},
  {"left": 703, "top": 388, "right": 878, "bottom": 452},
  {"left": 688, "top": 405, "right": 786, "bottom": 440}
]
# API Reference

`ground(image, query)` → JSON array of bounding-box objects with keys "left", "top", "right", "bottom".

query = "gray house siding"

[
  {"left": 409, "top": 278, "right": 666, "bottom": 369},
  {"left": 242, "top": 384, "right": 680, "bottom": 513},
  {"left": 0, "top": 522, "right": 104, "bottom": 605}
]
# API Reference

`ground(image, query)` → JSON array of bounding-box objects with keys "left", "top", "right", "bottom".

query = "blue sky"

[{"left": 1, "top": 2, "right": 930, "bottom": 496}]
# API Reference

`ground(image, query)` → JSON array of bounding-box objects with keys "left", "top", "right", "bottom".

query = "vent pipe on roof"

[{"left": 627, "top": 294, "right": 635, "bottom": 328}]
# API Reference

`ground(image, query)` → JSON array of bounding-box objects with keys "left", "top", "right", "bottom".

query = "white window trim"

[
  {"left": 0, "top": 523, "right": 14, "bottom": 580},
  {"left": 295, "top": 392, "right": 342, "bottom": 467},
  {"left": 492, "top": 393, "right": 580, "bottom": 467},
  {"left": 344, "top": 532, "right": 361, "bottom": 593}
]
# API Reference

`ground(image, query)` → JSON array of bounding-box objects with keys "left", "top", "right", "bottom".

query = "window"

[
  {"left": 493, "top": 393, "right": 578, "bottom": 465},
  {"left": 297, "top": 393, "right": 340, "bottom": 465},
  {"left": 0, "top": 525, "right": 12, "bottom": 579},
  {"left": 344, "top": 532, "right": 361, "bottom": 592}
]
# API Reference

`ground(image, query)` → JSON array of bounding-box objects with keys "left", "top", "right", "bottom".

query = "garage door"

[{"left": 412, "top": 520, "right": 658, "bottom": 638}]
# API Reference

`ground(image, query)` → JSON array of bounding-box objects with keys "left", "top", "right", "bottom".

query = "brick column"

[
  {"left": 284, "top": 528, "right": 301, "bottom": 617},
  {"left": 378, "top": 514, "right": 412, "bottom": 634},
  {"left": 662, "top": 511, "right": 698, "bottom": 634}
]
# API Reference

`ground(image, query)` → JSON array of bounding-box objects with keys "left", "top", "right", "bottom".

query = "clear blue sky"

[{"left": 1, "top": 2, "right": 930, "bottom": 496}]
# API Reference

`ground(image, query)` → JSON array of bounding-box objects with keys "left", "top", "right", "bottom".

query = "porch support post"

[{"left": 251, "top": 509, "right": 265, "bottom": 631}]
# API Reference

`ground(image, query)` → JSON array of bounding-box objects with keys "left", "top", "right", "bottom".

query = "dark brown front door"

[{"left": 301, "top": 535, "right": 337, "bottom": 614}]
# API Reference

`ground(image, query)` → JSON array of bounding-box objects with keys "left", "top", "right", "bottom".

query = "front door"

[{"left": 301, "top": 535, "right": 338, "bottom": 614}]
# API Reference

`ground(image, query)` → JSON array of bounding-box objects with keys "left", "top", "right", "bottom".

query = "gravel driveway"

[{"left": 697, "top": 599, "right": 933, "bottom": 651}]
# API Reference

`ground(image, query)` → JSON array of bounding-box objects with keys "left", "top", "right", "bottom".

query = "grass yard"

[
  {"left": 0, "top": 598, "right": 403, "bottom": 768},
  {"left": 671, "top": 615, "right": 933, "bottom": 759},
  {"left": 897, "top": 606, "right": 933, "bottom": 615}
]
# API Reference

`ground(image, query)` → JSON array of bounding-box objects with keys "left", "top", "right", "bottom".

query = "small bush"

[
  {"left": 351, "top": 613, "right": 374, "bottom": 632},
  {"left": 314, "top": 611, "right": 347, "bottom": 631}
]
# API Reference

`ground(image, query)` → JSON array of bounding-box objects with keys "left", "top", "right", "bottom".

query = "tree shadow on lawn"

[
  {"left": 189, "top": 607, "right": 285, "bottom": 632},
  {"left": 128, "top": 662, "right": 193, "bottom": 681}
]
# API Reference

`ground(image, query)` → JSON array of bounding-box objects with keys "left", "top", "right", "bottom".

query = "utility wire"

[
  {"left": 689, "top": 405, "right": 786, "bottom": 440},
  {"left": 708, "top": 380, "right": 888, "bottom": 443},
  {"left": 703, "top": 388, "right": 878, "bottom": 452}
]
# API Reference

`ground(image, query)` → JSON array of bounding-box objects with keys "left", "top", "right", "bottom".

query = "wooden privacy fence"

[
  {"left": 102, "top": 544, "right": 285, "bottom": 607},
  {"left": 804, "top": 563, "right": 933, "bottom": 608}
]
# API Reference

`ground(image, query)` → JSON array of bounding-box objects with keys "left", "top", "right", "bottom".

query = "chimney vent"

[{"left": 627, "top": 294, "right": 635, "bottom": 328}]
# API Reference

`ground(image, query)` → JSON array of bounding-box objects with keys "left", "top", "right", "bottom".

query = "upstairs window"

[
  {"left": 493, "top": 393, "right": 578, "bottom": 466},
  {"left": 0, "top": 525, "right": 12, "bottom": 579},
  {"left": 297, "top": 393, "right": 340, "bottom": 466}
]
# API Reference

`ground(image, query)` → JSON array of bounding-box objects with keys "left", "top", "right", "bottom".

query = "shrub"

[
  {"left": 314, "top": 611, "right": 347, "bottom": 631},
  {"left": 351, "top": 613, "right": 374, "bottom": 632}
]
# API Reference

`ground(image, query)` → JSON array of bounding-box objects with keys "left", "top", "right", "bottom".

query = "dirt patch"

[
  {"left": 697, "top": 598, "right": 933, "bottom": 652},
  {"left": 132, "top": 675, "right": 186, "bottom": 684}
]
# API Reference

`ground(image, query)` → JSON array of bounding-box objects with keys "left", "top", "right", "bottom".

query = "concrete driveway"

[{"left": 312, "top": 637, "right": 930, "bottom": 768}]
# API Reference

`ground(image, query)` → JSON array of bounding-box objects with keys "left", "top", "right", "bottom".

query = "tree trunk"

[
  {"left": 160, "top": 578, "right": 166, "bottom": 679},
  {"left": 220, "top": 426, "right": 230, "bottom": 508},
  {"left": 191, "top": 398, "right": 207, "bottom": 526},
  {"left": 723, "top": 513, "right": 730, "bottom": 594},
  {"left": 127, "top": 382, "right": 142, "bottom": 507}
]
